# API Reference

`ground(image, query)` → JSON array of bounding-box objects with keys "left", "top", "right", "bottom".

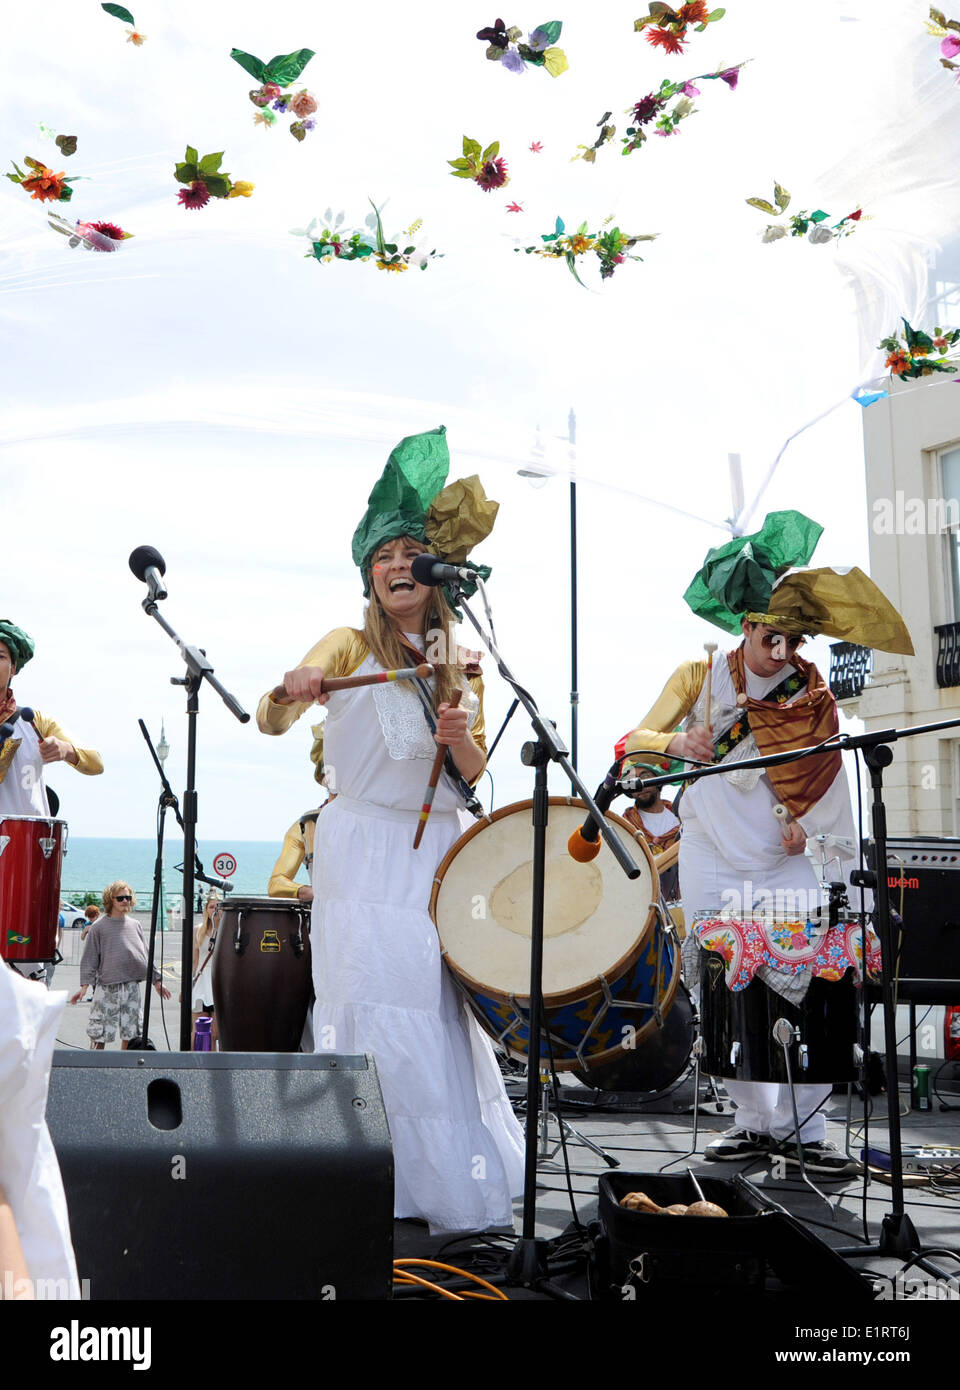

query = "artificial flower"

[
  {"left": 506, "top": 201, "right": 524, "bottom": 212},
  {"left": 632, "top": 94, "right": 666, "bottom": 124},
  {"left": 748, "top": 182, "right": 864, "bottom": 245},
  {"left": 254, "top": 108, "right": 277, "bottom": 128},
  {"left": 719, "top": 66, "right": 740, "bottom": 88},
  {"left": 645, "top": 26, "right": 686, "bottom": 53},
  {"left": 290, "top": 90, "right": 318, "bottom": 118},
  {"left": 808, "top": 224, "right": 834, "bottom": 245},
  {"left": 295, "top": 200, "right": 442, "bottom": 273},
  {"left": 48, "top": 212, "right": 133, "bottom": 251},
  {"left": 476, "top": 19, "right": 511, "bottom": 48},
  {"left": 514, "top": 215, "right": 656, "bottom": 287},
  {"left": 678, "top": 1, "right": 711, "bottom": 20},
  {"left": 21, "top": 164, "right": 68, "bottom": 202},
  {"left": 529, "top": 140, "right": 543, "bottom": 152},
  {"left": 177, "top": 181, "right": 210, "bottom": 210},
  {"left": 126, "top": 29, "right": 145, "bottom": 44},
  {"left": 477, "top": 156, "right": 509, "bottom": 190},
  {"left": 226, "top": 180, "right": 255, "bottom": 198},
  {"left": 376, "top": 259, "right": 408, "bottom": 272},
  {"left": 879, "top": 319, "right": 960, "bottom": 379},
  {"left": 942, "top": 33, "right": 960, "bottom": 56},
  {"left": 476, "top": 18, "right": 568, "bottom": 75},
  {"left": 620, "top": 62, "right": 746, "bottom": 156},
  {"left": 448, "top": 137, "right": 510, "bottom": 192},
  {"left": 250, "top": 87, "right": 272, "bottom": 107},
  {"left": 761, "top": 224, "right": 787, "bottom": 243}
]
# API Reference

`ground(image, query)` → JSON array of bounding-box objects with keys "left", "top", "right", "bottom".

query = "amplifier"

[{"left": 870, "top": 836, "right": 960, "bottom": 1002}]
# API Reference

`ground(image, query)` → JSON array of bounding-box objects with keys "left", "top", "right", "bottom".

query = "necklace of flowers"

[
  {"left": 927, "top": 7, "right": 960, "bottom": 81},
  {"left": 879, "top": 319, "right": 960, "bottom": 379},
  {"left": 230, "top": 47, "right": 318, "bottom": 140},
  {"left": 634, "top": 2, "right": 726, "bottom": 55},
  {"left": 6, "top": 157, "right": 82, "bottom": 204},
  {"left": 514, "top": 216, "right": 657, "bottom": 286},
  {"left": 174, "top": 146, "right": 253, "bottom": 209},
  {"left": 620, "top": 62, "right": 745, "bottom": 154},
  {"left": 292, "top": 202, "right": 441, "bottom": 273},
  {"left": 448, "top": 137, "right": 509, "bottom": 192},
  {"left": 47, "top": 211, "right": 133, "bottom": 251},
  {"left": 101, "top": 3, "right": 146, "bottom": 45},
  {"left": 746, "top": 182, "right": 864, "bottom": 244},
  {"left": 475, "top": 19, "right": 568, "bottom": 76}
]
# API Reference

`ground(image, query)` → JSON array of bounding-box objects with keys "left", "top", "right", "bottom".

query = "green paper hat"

[
  {"left": 683, "top": 510, "right": 823, "bottom": 635},
  {"left": 0, "top": 618, "right": 34, "bottom": 671},
  {"left": 351, "top": 426, "right": 499, "bottom": 603}
]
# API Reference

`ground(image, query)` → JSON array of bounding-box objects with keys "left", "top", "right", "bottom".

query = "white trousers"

[{"left": 724, "top": 1080, "right": 829, "bottom": 1143}]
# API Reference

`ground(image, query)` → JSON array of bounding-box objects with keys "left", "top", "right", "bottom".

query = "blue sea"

[{"left": 60, "top": 837, "right": 306, "bottom": 910}]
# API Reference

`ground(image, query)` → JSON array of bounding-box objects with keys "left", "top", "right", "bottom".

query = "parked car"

[{"left": 59, "top": 902, "right": 88, "bottom": 930}]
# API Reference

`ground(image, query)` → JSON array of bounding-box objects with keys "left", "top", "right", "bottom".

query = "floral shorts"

[{"left": 87, "top": 981, "right": 142, "bottom": 1042}]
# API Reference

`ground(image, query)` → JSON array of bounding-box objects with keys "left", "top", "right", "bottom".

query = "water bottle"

[{"left": 194, "top": 1015, "right": 213, "bottom": 1051}]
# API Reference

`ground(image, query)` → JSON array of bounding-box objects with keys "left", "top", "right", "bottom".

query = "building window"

[{"left": 940, "top": 446, "right": 960, "bottom": 620}]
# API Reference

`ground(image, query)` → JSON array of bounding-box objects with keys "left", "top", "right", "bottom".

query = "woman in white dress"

[{"left": 257, "top": 430, "right": 524, "bottom": 1233}]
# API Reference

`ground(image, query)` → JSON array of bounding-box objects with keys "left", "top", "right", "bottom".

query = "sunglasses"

[
  {"left": 115, "top": 894, "right": 133, "bottom": 902},
  {"left": 759, "top": 632, "right": 805, "bottom": 651}
]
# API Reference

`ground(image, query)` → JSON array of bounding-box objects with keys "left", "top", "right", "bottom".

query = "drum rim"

[
  {"left": 430, "top": 795, "right": 661, "bottom": 1010},
  {"left": 0, "top": 815, "right": 67, "bottom": 826},
  {"left": 219, "top": 897, "right": 310, "bottom": 912}
]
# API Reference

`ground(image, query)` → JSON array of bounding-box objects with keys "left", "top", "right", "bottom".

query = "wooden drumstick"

[
  {"left": 772, "top": 803, "right": 793, "bottom": 825},
  {"left": 272, "top": 663, "right": 434, "bottom": 701},
  {"left": 703, "top": 643, "right": 717, "bottom": 736},
  {"left": 413, "top": 690, "right": 462, "bottom": 850}
]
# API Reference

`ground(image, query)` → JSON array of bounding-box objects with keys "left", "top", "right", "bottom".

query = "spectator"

[
  {"left": 70, "top": 881, "right": 170, "bottom": 1049},
  {"left": 80, "top": 903, "right": 100, "bottom": 941}
]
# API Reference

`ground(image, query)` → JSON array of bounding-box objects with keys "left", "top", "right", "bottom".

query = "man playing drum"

[
  {"left": 624, "top": 512, "right": 912, "bottom": 1174},
  {"left": 0, "top": 619, "right": 103, "bottom": 982}
]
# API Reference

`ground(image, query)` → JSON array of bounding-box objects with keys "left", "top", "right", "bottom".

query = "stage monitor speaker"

[
  {"left": 47, "top": 1051, "right": 394, "bottom": 1300},
  {"left": 870, "top": 836, "right": 960, "bottom": 1003}
]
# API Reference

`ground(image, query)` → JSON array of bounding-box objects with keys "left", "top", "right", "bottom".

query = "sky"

[{"left": 3, "top": 0, "right": 959, "bottom": 847}]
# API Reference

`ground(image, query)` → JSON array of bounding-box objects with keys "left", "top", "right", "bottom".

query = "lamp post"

[{"left": 518, "top": 407, "right": 579, "bottom": 789}]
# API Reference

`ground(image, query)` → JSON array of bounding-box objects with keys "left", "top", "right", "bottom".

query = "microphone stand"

[
  {"left": 635, "top": 712, "right": 960, "bottom": 1281},
  {"left": 452, "top": 578, "right": 644, "bottom": 1294},
  {"left": 134, "top": 721, "right": 234, "bottom": 1049},
  {"left": 136, "top": 593, "right": 249, "bottom": 1050}
]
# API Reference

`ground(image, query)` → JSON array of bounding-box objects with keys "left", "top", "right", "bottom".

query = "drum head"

[{"left": 431, "top": 798, "right": 658, "bottom": 1004}]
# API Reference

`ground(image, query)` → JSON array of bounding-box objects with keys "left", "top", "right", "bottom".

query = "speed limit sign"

[{"left": 213, "top": 851, "right": 237, "bottom": 878}]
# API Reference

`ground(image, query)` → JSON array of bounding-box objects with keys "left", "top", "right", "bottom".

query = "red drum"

[
  {"left": 0, "top": 814, "right": 66, "bottom": 963},
  {"left": 212, "top": 897, "right": 312, "bottom": 1052}
]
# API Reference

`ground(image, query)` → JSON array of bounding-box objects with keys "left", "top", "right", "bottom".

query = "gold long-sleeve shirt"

[
  {"left": 624, "top": 661, "right": 708, "bottom": 758},
  {"left": 33, "top": 711, "right": 104, "bottom": 775},
  {"left": 268, "top": 818, "right": 308, "bottom": 899},
  {"left": 256, "top": 627, "right": 487, "bottom": 780}
]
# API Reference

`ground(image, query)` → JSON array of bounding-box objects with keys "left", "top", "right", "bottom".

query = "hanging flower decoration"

[
  {"left": 47, "top": 212, "right": 133, "bottom": 251},
  {"left": 230, "top": 47, "right": 318, "bottom": 140},
  {"left": 448, "top": 137, "right": 510, "bottom": 191},
  {"left": 174, "top": 147, "right": 252, "bottom": 209},
  {"left": 101, "top": 4, "right": 145, "bottom": 44},
  {"left": 571, "top": 113, "right": 616, "bottom": 164},
  {"left": 620, "top": 63, "right": 746, "bottom": 154},
  {"left": 746, "top": 182, "right": 864, "bottom": 244},
  {"left": 514, "top": 216, "right": 657, "bottom": 286},
  {"left": 634, "top": 2, "right": 725, "bottom": 54},
  {"left": 878, "top": 320, "right": 960, "bottom": 379},
  {"left": 529, "top": 140, "right": 543, "bottom": 152},
  {"left": 927, "top": 8, "right": 960, "bottom": 79},
  {"left": 476, "top": 19, "right": 568, "bottom": 75},
  {"left": 6, "top": 157, "right": 79, "bottom": 203},
  {"left": 292, "top": 203, "right": 442, "bottom": 272}
]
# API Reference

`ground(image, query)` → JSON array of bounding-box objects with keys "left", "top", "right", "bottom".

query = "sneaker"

[
  {"left": 776, "top": 1139, "right": 860, "bottom": 1176},
  {"left": 704, "top": 1127, "right": 771, "bottom": 1161}
]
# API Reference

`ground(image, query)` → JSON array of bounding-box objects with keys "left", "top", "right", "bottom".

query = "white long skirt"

[{"left": 311, "top": 794, "right": 525, "bottom": 1233}]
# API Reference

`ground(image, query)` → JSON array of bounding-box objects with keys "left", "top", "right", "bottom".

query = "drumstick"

[
  {"left": 413, "top": 690, "right": 462, "bottom": 850},
  {"left": 772, "top": 803, "right": 793, "bottom": 825},
  {"left": 702, "top": 643, "right": 717, "bottom": 736},
  {"left": 272, "top": 663, "right": 433, "bottom": 701}
]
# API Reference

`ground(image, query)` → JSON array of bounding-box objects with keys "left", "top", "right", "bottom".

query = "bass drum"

[
  {"left": 212, "top": 897, "right": 312, "bottom": 1052},
  {"left": 0, "top": 814, "right": 66, "bottom": 963},
  {"left": 573, "top": 981, "right": 696, "bottom": 1093},
  {"left": 430, "top": 798, "right": 686, "bottom": 1075}
]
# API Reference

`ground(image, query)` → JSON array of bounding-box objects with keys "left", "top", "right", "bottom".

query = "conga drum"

[
  {"left": 430, "top": 798, "right": 687, "bottom": 1075},
  {"left": 212, "top": 897, "right": 312, "bottom": 1052},
  {"left": 0, "top": 814, "right": 66, "bottom": 963}
]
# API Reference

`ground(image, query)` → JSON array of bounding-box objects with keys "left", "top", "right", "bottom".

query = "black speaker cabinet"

[
  {"left": 872, "top": 837, "right": 960, "bottom": 1002},
  {"left": 47, "top": 1052, "right": 394, "bottom": 1300}
]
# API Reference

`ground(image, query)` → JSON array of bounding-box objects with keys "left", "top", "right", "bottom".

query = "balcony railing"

[
  {"left": 829, "top": 641, "right": 872, "bottom": 701},
  {"left": 935, "top": 622, "right": 960, "bottom": 688}
]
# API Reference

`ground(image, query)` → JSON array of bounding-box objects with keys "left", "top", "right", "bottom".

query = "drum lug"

[
  {"left": 233, "top": 927, "right": 247, "bottom": 956},
  {"left": 730, "top": 1041, "right": 741, "bottom": 1066},
  {"left": 798, "top": 1043, "right": 810, "bottom": 1071},
  {"left": 39, "top": 837, "right": 56, "bottom": 859},
  {"left": 853, "top": 1042, "right": 864, "bottom": 1065},
  {"left": 0, "top": 835, "right": 8, "bottom": 859}
]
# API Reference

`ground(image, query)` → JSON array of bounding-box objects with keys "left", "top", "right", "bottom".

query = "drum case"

[{"left": 596, "top": 1172, "right": 872, "bottom": 1300}]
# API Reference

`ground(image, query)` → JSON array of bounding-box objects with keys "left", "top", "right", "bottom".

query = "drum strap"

[{"left": 398, "top": 640, "right": 484, "bottom": 819}]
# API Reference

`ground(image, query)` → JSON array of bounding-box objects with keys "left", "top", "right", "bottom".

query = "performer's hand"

[
  {"left": 297, "top": 885, "right": 314, "bottom": 903},
  {"left": 39, "top": 736, "right": 75, "bottom": 765},
  {"left": 435, "top": 702, "right": 469, "bottom": 748},
  {"left": 667, "top": 728, "right": 714, "bottom": 763},
  {"left": 780, "top": 820, "right": 807, "bottom": 856},
  {"left": 278, "top": 667, "right": 329, "bottom": 706}
]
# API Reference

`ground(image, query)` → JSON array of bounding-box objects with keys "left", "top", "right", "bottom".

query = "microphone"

[
  {"left": 567, "top": 764, "right": 620, "bottom": 863},
  {"left": 0, "top": 706, "right": 34, "bottom": 749},
  {"left": 129, "top": 545, "right": 168, "bottom": 602},
  {"left": 410, "top": 553, "right": 473, "bottom": 588}
]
